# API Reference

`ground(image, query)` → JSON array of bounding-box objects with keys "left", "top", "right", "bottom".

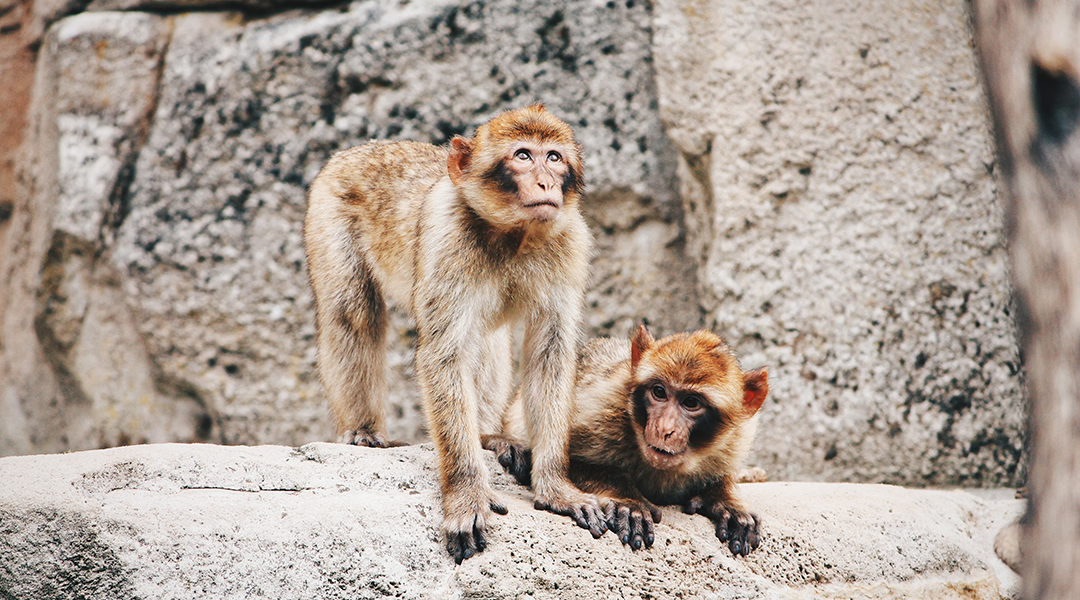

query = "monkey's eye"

[
  {"left": 546, "top": 151, "right": 562, "bottom": 163},
  {"left": 682, "top": 395, "right": 703, "bottom": 410},
  {"left": 515, "top": 149, "right": 532, "bottom": 161},
  {"left": 651, "top": 384, "right": 667, "bottom": 400}
]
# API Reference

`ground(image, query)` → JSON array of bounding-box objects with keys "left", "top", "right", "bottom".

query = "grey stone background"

[{"left": 0, "top": 0, "right": 1024, "bottom": 487}]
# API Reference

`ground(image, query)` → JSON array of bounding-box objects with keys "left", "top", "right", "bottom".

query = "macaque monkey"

[
  {"left": 489, "top": 324, "right": 768, "bottom": 555},
  {"left": 303, "top": 105, "right": 605, "bottom": 563}
]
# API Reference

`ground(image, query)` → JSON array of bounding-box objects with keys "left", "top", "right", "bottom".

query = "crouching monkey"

[
  {"left": 304, "top": 105, "right": 605, "bottom": 563},
  {"left": 488, "top": 324, "right": 769, "bottom": 556}
]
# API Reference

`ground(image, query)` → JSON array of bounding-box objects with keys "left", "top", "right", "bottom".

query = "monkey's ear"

[
  {"left": 448, "top": 136, "right": 473, "bottom": 185},
  {"left": 630, "top": 323, "right": 654, "bottom": 370},
  {"left": 742, "top": 368, "right": 768, "bottom": 415}
]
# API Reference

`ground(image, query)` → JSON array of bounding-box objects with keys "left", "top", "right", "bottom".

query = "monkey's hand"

[
  {"left": 603, "top": 497, "right": 662, "bottom": 550},
  {"left": 480, "top": 435, "right": 532, "bottom": 487},
  {"left": 337, "top": 427, "right": 389, "bottom": 448},
  {"left": 683, "top": 496, "right": 761, "bottom": 556},
  {"left": 533, "top": 483, "right": 607, "bottom": 539},
  {"left": 442, "top": 488, "right": 509, "bottom": 564}
]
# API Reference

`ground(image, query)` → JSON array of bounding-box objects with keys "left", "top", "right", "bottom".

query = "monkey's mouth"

[
  {"left": 521, "top": 200, "right": 561, "bottom": 221},
  {"left": 644, "top": 444, "right": 683, "bottom": 469}
]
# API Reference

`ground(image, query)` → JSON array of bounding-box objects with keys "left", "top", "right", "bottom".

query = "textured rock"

[
  {"left": 4, "top": 0, "right": 701, "bottom": 452},
  {"left": 1, "top": 0, "right": 1025, "bottom": 489},
  {"left": 1, "top": 12, "right": 211, "bottom": 457},
  {"left": 106, "top": 0, "right": 699, "bottom": 446},
  {"left": 653, "top": 0, "right": 1024, "bottom": 485},
  {"left": 0, "top": 443, "right": 1022, "bottom": 599}
]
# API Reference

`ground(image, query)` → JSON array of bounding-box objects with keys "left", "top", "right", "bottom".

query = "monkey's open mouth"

[{"left": 645, "top": 444, "right": 683, "bottom": 469}]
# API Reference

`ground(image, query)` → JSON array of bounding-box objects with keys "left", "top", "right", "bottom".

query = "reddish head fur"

[{"left": 448, "top": 105, "right": 586, "bottom": 230}]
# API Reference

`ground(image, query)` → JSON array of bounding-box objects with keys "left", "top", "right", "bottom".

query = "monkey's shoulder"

[{"left": 578, "top": 337, "right": 630, "bottom": 372}]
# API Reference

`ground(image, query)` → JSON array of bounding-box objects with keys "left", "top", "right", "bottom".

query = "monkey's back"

[
  {"left": 305, "top": 140, "right": 449, "bottom": 306},
  {"left": 569, "top": 338, "right": 637, "bottom": 466}
]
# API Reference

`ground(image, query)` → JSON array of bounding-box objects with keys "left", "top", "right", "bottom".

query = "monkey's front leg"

[
  {"left": 520, "top": 317, "right": 607, "bottom": 539},
  {"left": 570, "top": 462, "right": 662, "bottom": 550},
  {"left": 683, "top": 483, "right": 761, "bottom": 556},
  {"left": 416, "top": 332, "right": 508, "bottom": 564}
]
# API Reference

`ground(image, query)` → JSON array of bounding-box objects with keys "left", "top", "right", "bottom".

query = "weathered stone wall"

[
  {"left": 0, "top": 0, "right": 1025, "bottom": 486},
  {"left": 653, "top": 0, "right": 1023, "bottom": 485},
  {"left": 1, "top": 0, "right": 701, "bottom": 453}
]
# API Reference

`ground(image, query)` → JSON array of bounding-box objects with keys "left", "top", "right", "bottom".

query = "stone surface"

[
  {"left": 1, "top": 11, "right": 212, "bottom": 457},
  {"left": 653, "top": 0, "right": 1025, "bottom": 485},
  {"left": 0, "top": 0, "right": 1025, "bottom": 489},
  {"left": 0, "top": 443, "right": 1022, "bottom": 599},
  {"left": 3, "top": 0, "right": 701, "bottom": 452}
]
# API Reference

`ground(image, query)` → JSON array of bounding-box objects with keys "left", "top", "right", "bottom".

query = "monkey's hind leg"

[
  {"left": 311, "top": 249, "right": 391, "bottom": 448},
  {"left": 476, "top": 326, "right": 533, "bottom": 485}
]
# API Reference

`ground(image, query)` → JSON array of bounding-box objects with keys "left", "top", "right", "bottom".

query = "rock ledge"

[{"left": 0, "top": 443, "right": 1020, "bottom": 599}]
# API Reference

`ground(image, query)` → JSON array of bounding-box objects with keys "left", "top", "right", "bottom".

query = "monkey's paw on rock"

[{"left": 0, "top": 443, "right": 1022, "bottom": 599}]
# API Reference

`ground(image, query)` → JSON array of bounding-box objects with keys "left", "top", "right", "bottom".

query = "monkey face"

[
  {"left": 447, "top": 105, "right": 585, "bottom": 231},
  {"left": 629, "top": 324, "right": 769, "bottom": 474},
  {"left": 500, "top": 142, "right": 571, "bottom": 222},
  {"left": 633, "top": 380, "right": 710, "bottom": 470}
]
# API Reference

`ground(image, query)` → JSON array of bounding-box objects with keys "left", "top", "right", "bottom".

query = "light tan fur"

[
  {"left": 304, "top": 105, "right": 604, "bottom": 562},
  {"left": 493, "top": 325, "right": 768, "bottom": 553}
]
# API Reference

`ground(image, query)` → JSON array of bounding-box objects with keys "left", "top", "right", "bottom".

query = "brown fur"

[
  {"left": 304, "top": 105, "right": 604, "bottom": 563},
  {"left": 538, "top": 324, "right": 767, "bottom": 554}
]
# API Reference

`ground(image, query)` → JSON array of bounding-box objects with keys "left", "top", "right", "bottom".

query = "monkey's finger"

[
  {"left": 615, "top": 506, "right": 632, "bottom": 545},
  {"left": 568, "top": 504, "right": 590, "bottom": 531},
  {"left": 600, "top": 498, "right": 617, "bottom": 528},
  {"left": 715, "top": 509, "right": 733, "bottom": 542},
  {"left": 338, "top": 429, "right": 389, "bottom": 448},
  {"left": 629, "top": 511, "right": 645, "bottom": 550},
  {"left": 732, "top": 513, "right": 758, "bottom": 556},
  {"left": 473, "top": 519, "right": 488, "bottom": 553},
  {"left": 588, "top": 515, "right": 606, "bottom": 538},
  {"left": 730, "top": 537, "right": 743, "bottom": 556},
  {"left": 490, "top": 497, "right": 508, "bottom": 516},
  {"left": 648, "top": 504, "right": 663, "bottom": 524},
  {"left": 748, "top": 514, "right": 761, "bottom": 551},
  {"left": 579, "top": 502, "right": 607, "bottom": 538},
  {"left": 511, "top": 449, "right": 532, "bottom": 487},
  {"left": 644, "top": 512, "right": 656, "bottom": 548},
  {"left": 447, "top": 532, "right": 476, "bottom": 565},
  {"left": 683, "top": 496, "right": 704, "bottom": 515}
]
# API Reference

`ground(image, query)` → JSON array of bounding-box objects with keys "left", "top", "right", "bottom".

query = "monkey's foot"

[
  {"left": 442, "top": 490, "right": 508, "bottom": 564},
  {"left": 337, "top": 427, "right": 389, "bottom": 448},
  {"left": 683, "top": 498, "right": 761, "bottom": 556},
  {"left": 533, "top": 483, "right": 607, "bottom": 539},
  {"left": 714, "top": 509, "right": 760, "bottom": 556},
  {"left": 735, "top": 466, "right": 768, "bottom": 483},
  {"left": 480, "top": 435, "right": 532, "bottom": 486},
  {"left": 605, "top": 499, "right": 662, "bottom": 550}
]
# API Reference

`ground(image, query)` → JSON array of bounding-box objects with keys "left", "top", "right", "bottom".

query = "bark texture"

[{"left": 973, "top": 1, "right": 1080, "bottom": 598}]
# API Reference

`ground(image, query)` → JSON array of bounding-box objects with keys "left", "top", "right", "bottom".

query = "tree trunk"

[{"left": 972, "top": 1, "right": 1080, "bottom": 598}]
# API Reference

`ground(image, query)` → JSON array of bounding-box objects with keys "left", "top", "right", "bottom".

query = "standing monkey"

[
  {"left": 491, "top": 324, "right": 768, "bottom": 555},
  {"left": 304, "top": 105, "right": 605, "bottom": 562}
]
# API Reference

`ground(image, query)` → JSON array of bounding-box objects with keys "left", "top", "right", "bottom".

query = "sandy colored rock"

[
  {"left": 653, "top": 0, "right": 1024, "bottom": 486},
  {"left": 0, "top": 443, "right": 1020, "bottom": 599},
  {"left": 1, "top": 0, "right": 1025, "bottom": 492}
]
